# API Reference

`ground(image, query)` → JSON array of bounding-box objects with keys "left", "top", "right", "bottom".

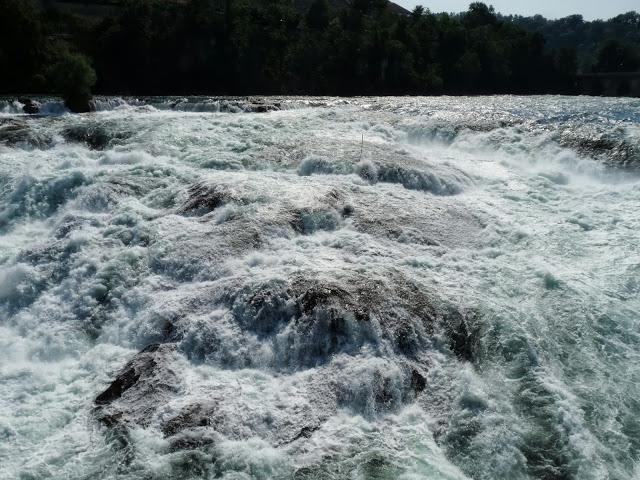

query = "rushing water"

[{"left": 0, "top": 96, "right": 639, "bottom": 480}]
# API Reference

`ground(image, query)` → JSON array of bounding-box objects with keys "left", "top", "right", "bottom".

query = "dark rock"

[
  {"left": 179, "top": 183, "right": 229, "bottom": 216},
  {"left": 341, "top": 204, "right": 354, "bottom": 217},
  {"left": 411, "top": 369, "right": 427, "bottom": 393},
  {"left": 360, "top": 454, "right": 401, "bottom": 479},
  {"left": 558, "top": 126, "right": 640, "bottom": 169},
  {"left": 53, "top": 215, "right": 91, "bottom": 239},
  {"left": 229, "top": 280, "right": 296, "bottom": 337},
  {"left": 222, "top": 273, "right": 437, "bottom": 369},
  {"left": 284, "top": 424, "right": 321, "bottom": 444},
  {"left": 92, "top": 271, "right": 449, "bottom": 455},
  {"left": 96, "top": 343, "right": 164, "bottom": 405},
  {"left": 296, "top": 281, "right": 369, "bottom": 322},
  {"left": 374, "top": 375, "right": 395, "bottom": 408},
  {"left": 289, "top": 207, "right": 341, "bottom": 235},
  {"left": 294, "top": 467, "right": 323, "bottom": 480},
  {"left": 161, "top": 402, "right": 220, "bottom": 437},
  {"left": 178, "top": 183, "right": 251, "bottom": 217},
  {"left": 445, "top": 310, "right": 483, "bottom": 363},
  {"left": 0, "top": 119, "right": 52, "bottom": 149},
  {"left": 65, "top": 94, "right": 96, "bottom": 114},
  {"left": 94, "top": 343, "right": 182, "bottom": 429},
  {"left": 63, "top": 125, "right": 109, "bottom": 149},
  {"left": 159, "top": 396, "right": 329, "bottom": 449},
  {"left": 221, "top": 277, "right": 382, "bottom": 367},
  {"left": 374, "top": 164, "right": 463, "bottom": 195},
  {"left": 248, "top": 103, "right": 280, "bottom": 113},
  {"left": 18, "top": 98, "right": 40, "bottom": 115},
  {"left": 93, "top": 344, "right": 182, "bottom": 461},
  {"left": 98, "top": 412, "right": 124, "bottom": 429}
]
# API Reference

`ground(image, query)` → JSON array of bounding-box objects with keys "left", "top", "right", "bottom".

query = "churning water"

[{"left": 0, "top": 96, "right": 639, "bottom": 480}]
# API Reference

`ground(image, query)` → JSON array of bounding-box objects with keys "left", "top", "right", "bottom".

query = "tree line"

[
  {"left": 504, "top": 12, "right": 640, "bottom": 74},
  {"left": 1, "top": 0, "right": 639, "bottom": 103}
]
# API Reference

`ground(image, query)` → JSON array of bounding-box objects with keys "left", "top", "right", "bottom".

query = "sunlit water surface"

[{"left": 1, "top": 96, "right": 639, "bottom": 480}]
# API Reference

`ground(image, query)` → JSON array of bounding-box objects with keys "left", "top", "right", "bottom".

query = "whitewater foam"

[{"left": 0, "top": 96, "right": 639, "bottom": 480}]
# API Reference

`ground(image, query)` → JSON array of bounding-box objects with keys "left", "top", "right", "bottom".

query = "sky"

[{"left": 393, "top": 0, "right": 638, "bottom": 20}]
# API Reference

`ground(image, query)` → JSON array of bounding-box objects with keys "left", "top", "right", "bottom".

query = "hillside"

[
  {"left": 38, "top": 0, "right": 409, "bottom": 19},
  {"left": 7, "top": 0, "right": 635, "bottom": 97},
  {"left": 294, "top": 0, "right": 409, "bottom": 16},
  {"left": 502, "top": 12, "right": 640, "bottom": 72}
]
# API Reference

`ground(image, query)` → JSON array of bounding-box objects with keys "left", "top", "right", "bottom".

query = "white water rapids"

[{"left": 0, "top": 96, "right": 639, "bottom": 480}]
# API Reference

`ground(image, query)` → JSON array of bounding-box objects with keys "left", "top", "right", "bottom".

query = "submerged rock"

[
  {"left": 559, "top": 127, "right": 640, "bottom": 169},
  {"left": 62, "top": 122, "right": 131, "bottom": 150},
  {"left": 93, "top": 271, "right": 446, "bottom": 456},
  {"left": 222, "top": 272, "right": 439, "bottom": 367},
  {"left": 0, "top": 119, "right": 52, "bottom": 149},
  {"left": 179, "top": 183, "right": 238, "bottom": 216}
]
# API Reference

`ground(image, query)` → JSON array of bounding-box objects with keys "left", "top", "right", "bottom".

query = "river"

[{"left": 1, "top": 96, "right": 639, "bottom": 479}]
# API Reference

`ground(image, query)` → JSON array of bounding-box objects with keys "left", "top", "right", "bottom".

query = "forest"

[{"left": 1, "top": 0, "right": 639, "bottom": 102}]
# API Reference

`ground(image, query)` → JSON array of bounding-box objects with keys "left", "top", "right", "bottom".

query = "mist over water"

[{"left": 1, "top": 96, "right": 639, "bottom": 480}]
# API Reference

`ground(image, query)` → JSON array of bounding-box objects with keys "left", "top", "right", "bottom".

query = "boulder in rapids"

[
  {"left": 94, "top": 343, "right": 182, "bottom": 430},
  {"left": 18, "top": 98, "right": 40, "bottom": 115}
]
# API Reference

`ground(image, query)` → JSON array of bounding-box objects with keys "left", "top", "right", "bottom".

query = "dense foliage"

[
  {"left": 504, "top": 12, "right": 640, "bottom": 73},
  {"left": 49, "top": 52, "right": 97, "bottom": 111},
  {"left": 0, "top": 0, "right": 638, "bottom": 96}
]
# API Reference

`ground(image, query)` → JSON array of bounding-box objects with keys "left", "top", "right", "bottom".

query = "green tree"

[
  {"left": 0, "top": 0, "right": 592, "bottom": 97},
  {"left": 50, "top": 53, "right": 97, "bottom": 112},
  {"left": 306, "top": 0, "right": 330, "bottom": 30},
  {"left": 0, "top": 0, "right": 44, "bottom": 92},
  {"left": 464, "top": 2, "right": 497, "bottom": 29},
  {"left": 593, "top": 39, "right": 640, "bottom": 72}
]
